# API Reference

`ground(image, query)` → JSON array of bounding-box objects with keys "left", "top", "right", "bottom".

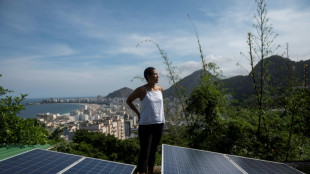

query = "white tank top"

[{"left": 139, "top": 86, "right": 165, "bottom": 125}]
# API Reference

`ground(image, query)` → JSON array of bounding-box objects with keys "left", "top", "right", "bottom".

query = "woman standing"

[{"left": 126, "top": 67, "right": 165, "bottom": 174}]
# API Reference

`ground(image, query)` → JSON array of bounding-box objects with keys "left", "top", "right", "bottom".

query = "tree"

[
  {"left": 60, "top": 130, "right": 140, "bottom": 164},
  {"left": 185, "top": 63, "right": 227, "bottom": 150},
  {"left": 0, "top": 74, "right": 48, "bottom": 146},
  {"left": 48, "top": 125, "right": 67, "bottom": 144},
  {"left": 283, "top": 89, "right": 310, "bottom": 160},
  {"left": 245, "top": 0, "right": 279, "bottom": 136}
]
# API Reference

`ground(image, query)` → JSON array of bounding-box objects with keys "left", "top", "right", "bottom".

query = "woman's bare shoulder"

[
  {"left": 135, "top": 85, "right": 146, "bottom": 92},
  {"left": 157, "top": 85, "right": 164, "bottom": 93},
  {"left": 127, "top": 86, "right": 146, "bottom": 101},
  {"left": 132, "top": 85, "right": 147, "bottom": 96}
]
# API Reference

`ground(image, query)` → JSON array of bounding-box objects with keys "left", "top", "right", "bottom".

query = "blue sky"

[{"left": 1, "top": 0, "right": 310, "bottom": 98}]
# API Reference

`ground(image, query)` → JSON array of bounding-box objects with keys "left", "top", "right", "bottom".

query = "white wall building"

[
  {"left": 80, "top": 114, "right": 89, "bottom": 121},
  {"left": 79, "top": 105, "right": 87, "bottom": 111}
]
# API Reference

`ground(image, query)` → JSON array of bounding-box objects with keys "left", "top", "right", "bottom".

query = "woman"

[{"left": 126, "top": 67, "right": 165, "bottom": 174}]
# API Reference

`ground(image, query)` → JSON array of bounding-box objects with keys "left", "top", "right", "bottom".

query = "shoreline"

[
  {"left": 19, "top": 103, "right": 88, "bottom": 119},
  {"left": 25, "top": 102, "right": 102, "bottom": 106}
]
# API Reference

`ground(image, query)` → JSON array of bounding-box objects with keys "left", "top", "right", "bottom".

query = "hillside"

[
  {"left": 105, "top": 87, "right": 133, "bottom": 98},
  {"left": 222, "top": 55, "right": 310, "bottom": 101},
  {"left": 164, "top": 55, "right": 310, "bottom": 102},
  {"left": 163, "top": 69, "right": 203, "bottom": 97}
]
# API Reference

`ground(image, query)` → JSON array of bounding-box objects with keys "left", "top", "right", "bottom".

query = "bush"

[{"left": 0, "top": 75, "right": 48, "bottom": 146}]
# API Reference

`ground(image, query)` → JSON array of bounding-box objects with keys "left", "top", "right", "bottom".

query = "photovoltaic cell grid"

[
  {"left": 227, "top": 155, "right": 303, "bottom": 174},
  {"left": 162, "top": 144, "right": 303, "bottom": 174},
  {"left": 0, "top": 149, "right": 135, "bottom": 174},
  {"left": 162, "top": 144, "right": 243, "bottom": 174},
  {"left": 63, "top": 158, "right": 136, "bottom": 174},
  {"left": 0, "top": 149, "right": 81, "bottom": 174}
]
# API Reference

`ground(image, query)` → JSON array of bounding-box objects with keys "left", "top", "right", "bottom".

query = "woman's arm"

[{"left": 126, "top": 87, "right": 143, "bottom": 120}]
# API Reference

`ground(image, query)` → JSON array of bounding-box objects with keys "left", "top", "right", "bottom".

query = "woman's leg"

[
  {"left": 137, "top": 125, "right": 152, "bottom": 173},
  {"left": 147, "top": 124, "right": 164, "bottom": 174}
]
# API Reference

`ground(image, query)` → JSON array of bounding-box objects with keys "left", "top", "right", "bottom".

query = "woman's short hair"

[{"left": 144, "top": 67, "right": 156, "bottom": 82}]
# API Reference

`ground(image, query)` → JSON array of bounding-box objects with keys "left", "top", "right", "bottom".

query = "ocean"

[{"left": 18, "top": 98, "right": 82, "bottom": 119}]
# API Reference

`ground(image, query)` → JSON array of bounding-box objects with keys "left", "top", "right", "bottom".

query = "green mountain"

[
  {"left": 222, "top": 55, "right": 310, "bottom": 101},
  {"left": 164, "top": 55, "right": 310, "bottom": 102},
  {"left": 105, "top": 87, "right": 134, "bottom": 98},
  {"left": 163, "top": 69, "right": 203, "bottom": 98}
]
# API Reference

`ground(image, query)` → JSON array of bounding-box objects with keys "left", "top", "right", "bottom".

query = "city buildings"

[
  {"left": 36, "top": 96, "right": 175, "bottom": 141},
  {"left": 36, "top": 97, "right": 140, "bottom": 141}
]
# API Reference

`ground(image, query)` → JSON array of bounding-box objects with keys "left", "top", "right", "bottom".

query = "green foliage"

[
  {"left": 0, "top": 75, "right": 48, "bottom": 146},
  {"left": 48, "top": 126, "right": 66, "bottom": 144},
  {"left": 284, "top": 89, "right": 310, "bottom": 135},
  {"left": 282, "top": 88, "right": 310, "bottom": 161},
  {"left": 186, "top": 74, "right": 225, "bottom": 124},
  {"left": 240, "top": 0, "right": 280, "bottom": 136},
  {"left": 54, "top": 130, "right": 140, "bottom": 165},
  {"left": 184, "top": 70, "right": 236, "bottom": 153},
  {"left": 168, "top": 65, "right": 310, "bottom": 161},
  {"left": 170, "top": 103, "right": 310, "bottom": 162},
  {"left": 160, "top": 125, "right": 189, "bottom": 152}
]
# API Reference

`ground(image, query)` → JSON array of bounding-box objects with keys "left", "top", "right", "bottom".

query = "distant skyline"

[{"left": 1, "top": 0, "right": 310, "bottom": 98}]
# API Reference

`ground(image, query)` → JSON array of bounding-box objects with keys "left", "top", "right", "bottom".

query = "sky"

[{"left": 1, "top": 0, "right": 310, "bottom": 98}]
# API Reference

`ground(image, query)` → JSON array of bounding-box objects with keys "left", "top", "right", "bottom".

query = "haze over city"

[{"left": 1, "top": 0, "right": 309, "bottom": 98}]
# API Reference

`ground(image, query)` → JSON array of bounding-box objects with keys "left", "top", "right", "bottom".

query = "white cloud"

[
  {"left": 160, "top": 34, "right": 198, "bottom": 57},
  {"left": 177, "top": 61, "right": 202, "bottom": 77},
  {"left": 269, "top": 8, "right": 310, "bottom": 60},
  {"left": 36, "top": 44, "right": 76, "bottom": 57},
  {"left": 110, "top": 34, "right": 156, "bottom": 57}
]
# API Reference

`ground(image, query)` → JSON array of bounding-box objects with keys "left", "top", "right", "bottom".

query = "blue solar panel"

[
  {"left": 0, "top": 149, "right": 82, "bottom": 174},
  {"left": 227, "top": 155, "right": 303, "bottom": 174},
  {"left": 63, "top": 157, "right": 136, "bottom": 174},
  {"left": 0, "top": 149, "right": 136, "bottom": 174},
  {"left": 162, "top": 144, "right": 243, "bottom": 174},
  {"left": 162, "top": 144, "right": 303, "bottom": 174}
]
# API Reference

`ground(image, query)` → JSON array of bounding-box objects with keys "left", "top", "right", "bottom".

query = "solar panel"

[
  {"left": 63, "top": 157, "right": 136, "bottom": 174},
  {"left": 0, "top": 149, "right": 136, "bottom": 174},
  {"left": 162, "top": 144, "right": 303, "bottom": 174},
  {"left": 227, "top": 154, "right": 303, "bottom": 174},
  {"left": 0, "top": 149, "right": 82, "bottom": 174},
  {"left": 162, "top": 144, "right": 243, "bottom": 174}
]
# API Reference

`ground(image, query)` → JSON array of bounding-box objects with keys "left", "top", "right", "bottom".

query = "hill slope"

[
  {"left": 164, "top": 55, "right": 310, "bottom": 102},
  {"left": 163, "top": 69, "right": 203, "bottom": 97},
  {"left": 105, "top": 87, "right": 134, "bottom": 98}
]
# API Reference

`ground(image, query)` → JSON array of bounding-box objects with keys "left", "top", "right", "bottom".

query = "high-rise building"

[{"left": 97, "top": 95, "right": 103, "bottom": 104}]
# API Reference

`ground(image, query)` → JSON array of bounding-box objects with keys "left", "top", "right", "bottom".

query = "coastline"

[{"left": 19, "top": 103, "right": 87, "bottom": 119}]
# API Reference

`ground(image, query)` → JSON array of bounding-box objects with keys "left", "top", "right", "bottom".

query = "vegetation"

[
  {"left": 0, "top": 74, "right": 70, "bottom": 147},
  {"left": 53, "top": 130, "right": 141, "bottom": 165},
  {"left": 0, "top": 74, "right": 49, "bottom": 147},
  {"left": 243, "top": 0, "right": 280, "bottom": 136}
]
